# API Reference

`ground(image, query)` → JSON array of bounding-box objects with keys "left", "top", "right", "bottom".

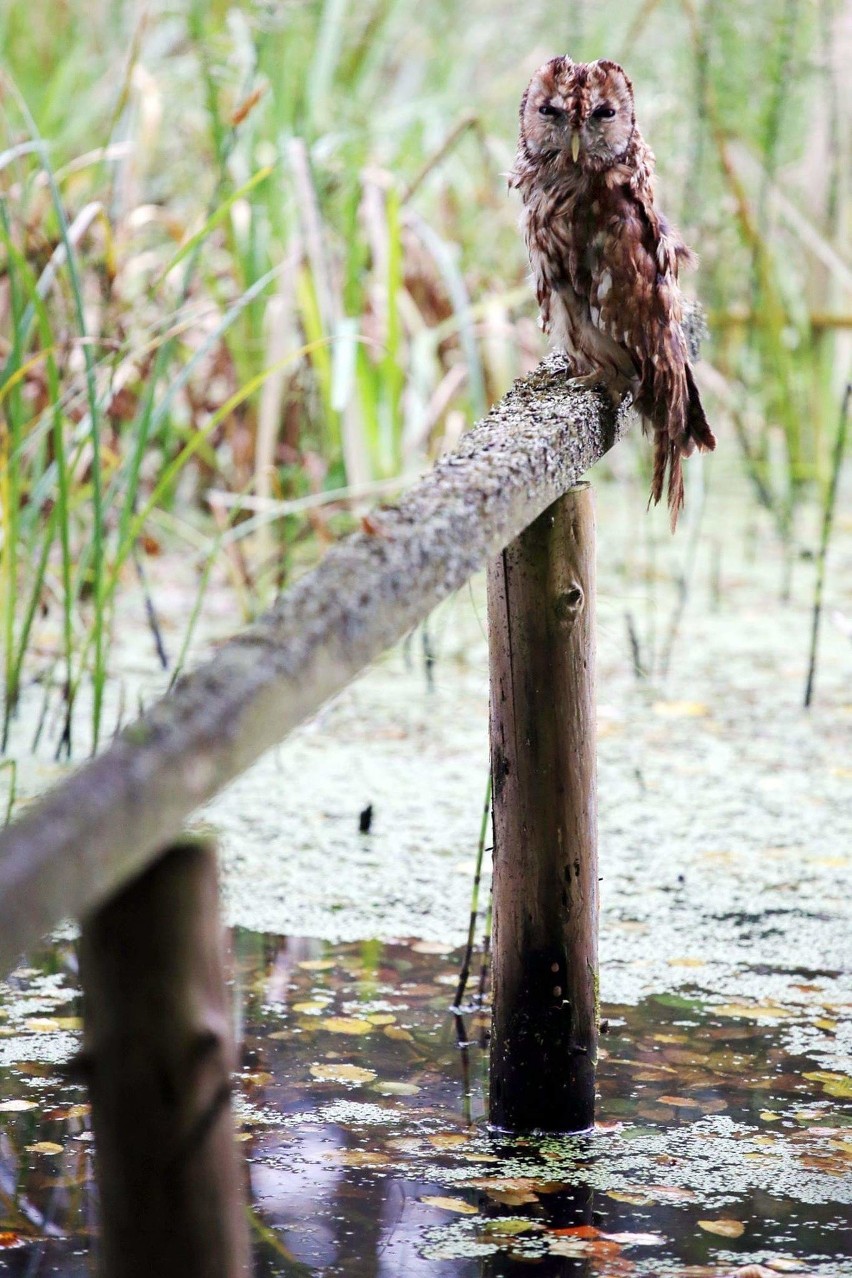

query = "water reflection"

[{"left": 0, "top": 930, "right": 849, "bottom": 1276}]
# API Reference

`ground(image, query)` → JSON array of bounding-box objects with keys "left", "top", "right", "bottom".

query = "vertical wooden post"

[
  {"left": 78, "top": 836, "right": 250, "bottom": 1278},
  {"left": 488, "top": 483, "right": 598, "bottom": 1132}
]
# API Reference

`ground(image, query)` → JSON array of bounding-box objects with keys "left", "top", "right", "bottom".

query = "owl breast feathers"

[{"left": 512, "top": 55, "right": 716, "bottom": 527}]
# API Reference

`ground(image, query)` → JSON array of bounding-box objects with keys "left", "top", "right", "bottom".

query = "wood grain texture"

[
  {"left": 488, "top": 484, "right": 598, "bottom": 1132},
  {"left": 78, "top": 837, "right": 250, "bottom": 1278}
]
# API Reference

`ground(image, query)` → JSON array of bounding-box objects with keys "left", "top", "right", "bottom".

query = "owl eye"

[
  {"left": 538, "top": 103, "right": 563, "bottom": 118},
  {"left": 592, "top": 105, "right": 617, "bottom": 120}
]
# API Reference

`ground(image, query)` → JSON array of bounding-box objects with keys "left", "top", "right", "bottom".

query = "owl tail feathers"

[
  {"left": 649, "top": 435, "right": 685, "bottom": 532},
  {"left": 648, "top": 365, "right": 716, "bottom": 531},
  {"left": 684, "top": 363, "right": 716, "bottom": 454}
]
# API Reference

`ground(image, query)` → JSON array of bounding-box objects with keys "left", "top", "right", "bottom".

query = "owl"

[{"left": 511, "top": 56, "right": 716, "bottom": 527}]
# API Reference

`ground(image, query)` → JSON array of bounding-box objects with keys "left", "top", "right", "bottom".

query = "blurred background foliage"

[{"left": 0, "top": 0, "right": 849, "bottom": 749}]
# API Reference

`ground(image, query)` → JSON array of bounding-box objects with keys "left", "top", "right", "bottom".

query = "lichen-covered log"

[{"left": 0, "top": 356, "right": 633, "bottom": 974}]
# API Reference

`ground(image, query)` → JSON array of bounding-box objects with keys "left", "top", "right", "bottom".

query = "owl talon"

[{"left": 566, "top": 373, "right": 606, "bottom": 392}]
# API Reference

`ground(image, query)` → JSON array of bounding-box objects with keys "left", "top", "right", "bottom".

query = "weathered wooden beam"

[
  {"left": 488, "top": 484, "right": 598, "bottom": 1132},
  {"left": 0, "top": 356, "right": 632, "bottom": 975},
  {"left": 78, "top": 835, "right": 250, "bottom": 1277}
]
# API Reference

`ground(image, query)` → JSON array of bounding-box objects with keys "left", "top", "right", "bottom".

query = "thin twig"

[
  {"left": 804, "top": 383, "right": 850, "bottom": 708},
  {"left": 453, "top": 772, "right": 492, "bottom": 1011},
  {"left": 133, "top": 547, "right": 169, "bottom": 671},
  {"left": 402, "top": 114, "right": 479, "bottom": 204}
]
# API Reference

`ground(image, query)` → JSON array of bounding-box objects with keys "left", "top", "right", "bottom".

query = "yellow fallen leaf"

[
  {"left": 327, "top": 1150, "right": 387, "bottom": 1167},
  {"left": 699, "top": 1218, "right": 745, "bottom": 1238},
  {"left": 384, "top": 1026, "right": 414, "bottom": 1043},
  {"left": 803, "top": 1071, "right": 852, "bottom": 1099},
  {"left": 486, "top": 1218, "right": 542, "bottom": 1235},
  {"left": 298, "top": 959, "right": 335, "bottom": 971},
  {"left": 372, "top": 1081, "right": 420, "bottom": 1096},
  {"left": 366, "top": 1014, "right": 396, "bottom": 1026},
  {"left": 0, "top": 1099, "right": 37, "bottom": 1113},
  {"left": 420, "top": 1196, "right": 477, "bottom": 1215},
  {"left": 760, "top": 1111, "right": 781, "bottom": 1122},
  {"left": 25, "top": 1142, "right": 63, "bottom": 1155},
  {"left": 320, "top": 1017, "right": 373, "bottom": 1036},
  {"left": 293, "top": 1001, "right": 329, "bottom": 1015},
  {"left": 310, "top": 1063, "right": 376, "bottom": 1085},
  {"left": 667, "top": 957, "right": 706, "bottom": 968},
  {"left": 428, "top": 1133, "right": 471, "bottom": 1149},
  {"left": 714, "top": 1003, "right": 791, "bottom": 1021},
  {"left": 652, "top": 700, "right": 709, "bottom": 718}
]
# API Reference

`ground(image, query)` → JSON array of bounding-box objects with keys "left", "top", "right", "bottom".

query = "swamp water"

[
  {"left": 0, "top": 473, "right": 849, "bottom": 1275},
  {"left": 0, "top": 932, "right": 849, "bottom": 1275}
]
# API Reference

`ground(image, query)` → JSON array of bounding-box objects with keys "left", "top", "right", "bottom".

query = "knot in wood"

[{"left": 553, "top": 584, "right": 584, "bottom": 622}]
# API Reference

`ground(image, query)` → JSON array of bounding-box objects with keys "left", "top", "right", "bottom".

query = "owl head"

[{"left": 519, "top": 56, "right": 636, "bottom": 172}]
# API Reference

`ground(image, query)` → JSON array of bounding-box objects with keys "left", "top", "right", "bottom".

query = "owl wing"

[{"left": 580, "top": 185, "right": 714, "bottom": 521}]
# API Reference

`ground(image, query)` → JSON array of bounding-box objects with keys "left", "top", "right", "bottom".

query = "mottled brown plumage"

[{"left": 512, "top": 56, "right": 716, "bottom": 527}]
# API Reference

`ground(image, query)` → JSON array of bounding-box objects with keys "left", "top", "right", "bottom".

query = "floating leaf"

[
  {"left": 372, "top": 1081, "right": 420, "bottom": 1096},
  {"left": 657, "top": 1095, "right": 703, "bottom": 1109},
  {"left": 0, "top": 1234, "right": 26, "bottom": 1250},
  {"left": 310, "top": 1063, "right": 376, "bottom": 1085},
  {"left": 366, "top": 1014, "right": 396, "bottom": 1026},
  {"left": 428, "top": 1133, "right": 471, "bottom": 1149},
  {"left": 482, "top": 1187, "right": 539, "bottom": 1206},
  {"left": 698, "top": 1218, "right": 745, "bottom": 1238},
  {"left": 327, "top": 1149, "right": 388, "bottom": 1167},
  {"left": 486, "top": 1218, "right": 542, "bottom": 1236},
  {"left": 549, "top": 1238, "right": 589, "bottom": 1257},
  {"left": 606, "top": 1189, "right": 655, "bottom": 1205},
  {"left": 764, "top": 1259, "right": 810, "bottom": 1273},
  {"left": 420, "top": 1195, "right": 478, "bottom": 1214},
  {"left": 803, "top": 1071, "right": 852, "bottom": 1099},
  {"left": 551, "top": 1237, "right": 621, "bottom": 1258},
  {"left": 0, "top": 1099, "right": 37, "bottom": 1112},
  {"left": 320, "top": 1017, "right": 373, "bottom": 1036},
  {"left": 552, "top": 1226, "right": 600, "bottom": 1239},
  {"left": 730, "top": 1268, "right": 786, "bottom": 1278},
  {"left": 471, "top": 1176, "right": 564, "bottom": 1199},
  {"left": 603, "top": 1231, "right": 665, "bottom": 1246},
  {"left": 25, "top": 1141, "right": 63, "bottom": 1155},
  {"left": 297, "top": 959, "right": 335, "bottom": 972},
  {"left": 384, "top": 1026, "right": 414, "bottom": 1043},
  {"left": 293, "top": 1001, "right": 329, "bottom": 1015},
  {"left": 714, "top": 1003, "right": 791, "bottom": 1021}
]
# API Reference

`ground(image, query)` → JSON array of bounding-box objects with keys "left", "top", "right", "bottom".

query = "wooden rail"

[
  {"left": 0, "top": 352, "right": 631, "bottom": 975},
  {"left": 0, "top": 348, "right": 655, "bottom": 1272}
]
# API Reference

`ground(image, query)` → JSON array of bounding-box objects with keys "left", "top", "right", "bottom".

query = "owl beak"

[{"left": 570, "top": 131, "right": 581, "bottom": 163}]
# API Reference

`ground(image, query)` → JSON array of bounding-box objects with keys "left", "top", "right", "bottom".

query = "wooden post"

[
  {"left": 78, "top": 836, "right": 250, "bottom": 1278},
  {"left": 488, "top": 483, "right": 598, "bottom": 1132}
]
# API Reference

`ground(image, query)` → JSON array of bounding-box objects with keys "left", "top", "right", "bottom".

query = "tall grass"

[{"left": 0, "top": 0, "right": 848, "bottom": 754}]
